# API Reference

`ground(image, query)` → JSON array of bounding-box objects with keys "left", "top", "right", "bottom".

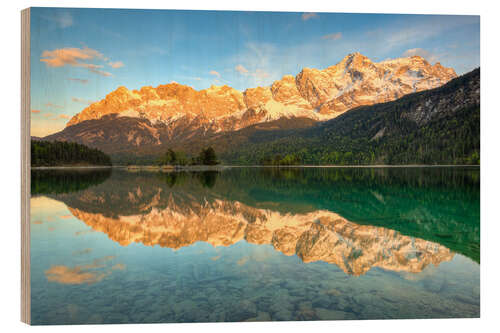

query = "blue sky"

[{"left": 30, "top": 8, "right": 479, "bottom": 136}]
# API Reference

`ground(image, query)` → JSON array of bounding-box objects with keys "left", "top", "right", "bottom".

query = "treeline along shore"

[{"left": 31, "top": 140, "right": 112, "bottom": 167}]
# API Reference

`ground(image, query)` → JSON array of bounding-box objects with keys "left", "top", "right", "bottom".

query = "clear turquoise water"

[{"left": 30, "top": 167, "right": 480, "bottom": 324}]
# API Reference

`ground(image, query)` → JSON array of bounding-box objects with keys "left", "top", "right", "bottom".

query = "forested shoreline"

[{"left": 31, "top": 140, "right": 112, "bottom": 167}]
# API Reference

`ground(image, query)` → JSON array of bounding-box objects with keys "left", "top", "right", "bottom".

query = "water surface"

[{"left": 30, "top": 167, "right": 480, "bottom": 324}]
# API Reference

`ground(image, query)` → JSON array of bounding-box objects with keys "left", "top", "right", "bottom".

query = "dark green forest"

[
  {"left": 224, "top": 105, "right": 480, "bottom": 166},
  {"left": 31, "top": 140, "right": 112, "bottom": 167},
  {"left": 157, "top": 147, "right": 219, "bottom": 166}
]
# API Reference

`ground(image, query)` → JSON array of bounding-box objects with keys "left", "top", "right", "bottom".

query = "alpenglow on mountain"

[{"left": 65, "top": 53, "right": 456, "bottom": 137}]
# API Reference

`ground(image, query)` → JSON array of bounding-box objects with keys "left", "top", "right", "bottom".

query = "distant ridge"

[{"left": 45, "top": 53, "right": 457, "bottom": 161}]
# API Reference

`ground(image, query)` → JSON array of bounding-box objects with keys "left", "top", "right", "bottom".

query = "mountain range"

[{"left": 40, "top": 53, "right": 475, "bottom": 164}]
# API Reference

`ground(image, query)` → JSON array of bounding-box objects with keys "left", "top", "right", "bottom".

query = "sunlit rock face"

[
  {"left": 295, "top": 53, "right": 456, "bottom": 115},
  {"left": 67, "top": 84, "right": 246, "bottom": 127},
  {"left": 64, "top": 53, "right": 456, "bottom": 135},
  {"left": 67, "top": 197, "right": 454, "bottom": 276}
]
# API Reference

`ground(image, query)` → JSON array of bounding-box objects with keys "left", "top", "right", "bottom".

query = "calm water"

[{"left": 30, "top": 167, "right": 480, "bottom": 324}]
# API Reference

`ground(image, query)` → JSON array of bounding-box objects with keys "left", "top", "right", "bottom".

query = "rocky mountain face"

[
  {"left": 295, "top": 54, "right": 455, "bottom": 115},
  {"left": 400, "top": 68, "right": 480, "bottom": 125},
  {"left": 46, "top": 53, "right": 456, "bottom": 154}
]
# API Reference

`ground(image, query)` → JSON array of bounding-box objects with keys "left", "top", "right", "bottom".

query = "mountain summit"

[{"left": 65, "top": 53, "right": 456, "bottom": 134}]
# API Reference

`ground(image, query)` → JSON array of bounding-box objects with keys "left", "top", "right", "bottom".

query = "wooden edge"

[{"left": 21, "top": 7, "right": 31, "bottom": 325}]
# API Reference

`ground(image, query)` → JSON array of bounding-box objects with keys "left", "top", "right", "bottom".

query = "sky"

[{"left": 29, "top": 8, "right": 480, "bottom": 137}]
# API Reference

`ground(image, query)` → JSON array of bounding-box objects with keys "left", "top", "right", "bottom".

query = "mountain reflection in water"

[
  {"left": 65, "top": 198, "right": 454, "bottom": 276},
  {"left": 34, "top": 167, "right": 479, "bottom": 275},
  {"left": 30, "top": 167, "right": 480, "bottom": 323}
]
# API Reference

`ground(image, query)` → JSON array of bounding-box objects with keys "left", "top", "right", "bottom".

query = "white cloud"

[
  {"left": 375, "top": 16, "right": 478, "bottom": 50},
  {"left": 108, "top": 61, "right": 124, "bottom": 68},
  {"left": 229, "top": 42, "right": 283, "bottom": 88},
  {"left": 235, "top": 64, "right": 249, "bottom": 74},
  {"left": 55, "top": 12, "right": 74, "bottom": 28},
  {"left": 177, "top": 75, "right": 203, "bottom": 83},
  {"left": 67, "top": 78, "right": 89, "bottom": 84},
  {"left": 89, "top": 68, "right": 112, "bottom": 77},
  {"left": 209, "top": 70, "right": 221, "bottom": 77},
  {"left": 40, "top": 47, "right": 115, "bottom": 77},
  {"left": 302, "top": 13, "right": 318, "bottom": 21},
  {"left": 322, "top": 32, "right": 342, "bottom": 40},
  {"left": 71, "top": 97, "right": 94, "bottom": 105},
  {"left": 402, "top": 48, "right": 440, "bottom": 63},
  {"left": 40, "top": 47, "right": 104, "bottom": 67},
  {"left": 41, "top": 12, "right": 74, "bottom": 29},
  {"left": 45, "top": 102, "right": 64, "bottom": 109},
  {"left": 254, "top": 69, "right": 270, "bottom": 79},
  {"left": 235, "top": 63, "right": 270, "bottom": 79}
]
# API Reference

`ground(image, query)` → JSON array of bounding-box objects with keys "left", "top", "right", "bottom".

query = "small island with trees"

[
  {"left": 156, "top": 147, "right": 219, "bottom": 167},
  {"left": 126, "top": 147, "right": 220, "bottom": 171}
]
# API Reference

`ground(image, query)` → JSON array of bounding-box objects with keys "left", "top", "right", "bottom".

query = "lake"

[{"left": 29, "top": 166, "right": 480, "bottom": 324}]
